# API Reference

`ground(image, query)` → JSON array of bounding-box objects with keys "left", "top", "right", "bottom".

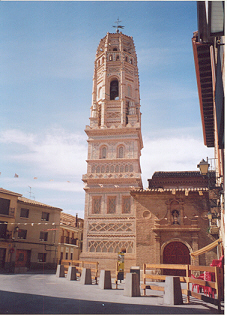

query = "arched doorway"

[{"left": 163, "top": 241, "right": 190, "bottom": 276}]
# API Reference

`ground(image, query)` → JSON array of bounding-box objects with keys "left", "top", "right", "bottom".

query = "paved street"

[{"left": 0, "top": 272, "right": 224, "bottom": 314}]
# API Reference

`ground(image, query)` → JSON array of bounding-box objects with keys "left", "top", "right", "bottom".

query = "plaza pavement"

[{"left": 0, "top": 271, "right": 224, "bottom": 314}]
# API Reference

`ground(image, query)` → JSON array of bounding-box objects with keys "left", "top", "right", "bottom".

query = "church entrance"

[{"left": 163, "top": 241, "right": 190, "bottom": 276}]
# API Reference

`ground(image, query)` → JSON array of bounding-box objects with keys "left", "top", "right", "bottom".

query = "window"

[
  {"left": 110, "top": 80, "right": 119, "bottom": 100},
  {"left": 65, "top": 252, "right": 68, "bottom": 260},
  {"left": 0, "top": 221, "right": 7, "bottom": 238},
  {"left": 39, "top": 231, "right": 48, "bottom": 241},
  {"left": 107, "top": 196, "right": 116, "bottom": 214},
  {"left": 70, "top": 253, "right": 73, "bottom": 260},
  {"left": 18, "top": 229, "right": 27, "bottom": 239},
  {"left": 127, "top": 85, "right": 131, "bottom": 97},
  {"left": 20, "top": 208, "right": 29, "bottom": 218},
  {"left": 92, "top": 197, "right": 101, "bottom": 214},
  {"left": 98, "top": 86, "right": 102, "bottom": 99},
  {"left": 101, "top": 147, "right": 107, "bottom": 159},
  {"left": 116, "top": 55, "right": 120, "bottom": 60},
  {"left": 109, "top": 55, "right": 113, "bottom": 61},
  {"left": 0, "top": 198, "right": 10, "bottom": 216},
  {"left": 41, "top": 212, "right": 49, "bottom": 221},
  {"left": 38, "top": 253, "right": 46, "bottom": 262},
  {"left": 118, "top": 146, "right": 124, "bottom": 158},
  {"left": 113, "top": 47, "right": 118, "bottom": 51},
  {"left": 122, "top": 197, "right": 131, "bottom": 214}
]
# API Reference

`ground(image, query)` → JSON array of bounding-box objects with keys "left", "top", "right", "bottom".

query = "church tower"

[{"left": 81, "top": 30, "right": 143, "bottom": 271}]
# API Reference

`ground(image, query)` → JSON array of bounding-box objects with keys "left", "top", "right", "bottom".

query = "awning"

[{"left": 191, "top": 238, "right": 222, "bottom": 257}]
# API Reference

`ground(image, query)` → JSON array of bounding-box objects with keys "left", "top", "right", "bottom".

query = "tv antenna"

[
  {"left": 28, "top": 186, "right": 35, "bottom": 200},
  {"left": 113, "top": 18, "right": 124, "bottom": 33}
]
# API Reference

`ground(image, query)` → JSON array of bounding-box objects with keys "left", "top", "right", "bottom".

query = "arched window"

[
  {"left": 109, "top": 55, "right": 113, "bottom": 61},
  {"left": 113, "top": 47, "right": 118, "bottom": 51},
  {"left": 118, "top": 146, "right": 124, "bottom": 158},
  {"left": 127, "top": 85, "right": 131, "bottom": 97},
  {"left": 130, "top": 59, "right": 133, "bottom": 64},
  {"left": 110, "top": 80, "right": 119, "bottom": 100},
  {"left": 98, "top": 87, "right": 102, "bottom": 99},
  {"left": 116, "top": 55, "right": 120, "bottom": 61},
  {"left": 101, "top": 147, "right": 107, "bottom": 159},
  {"left": 125, "top": 56, "right": 128, "bottom": 62}
]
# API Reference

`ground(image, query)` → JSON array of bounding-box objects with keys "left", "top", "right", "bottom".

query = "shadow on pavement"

[{"left": 0, "top": 290, "right": 221, "bottom": 314}]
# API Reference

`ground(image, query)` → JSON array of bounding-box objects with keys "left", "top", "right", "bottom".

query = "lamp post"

[
  {"left": 197, "top": 158, "right": 210, "bottom": 176},
  {"left": 197, "top": 158, "right": 220, "bottom": 235}
]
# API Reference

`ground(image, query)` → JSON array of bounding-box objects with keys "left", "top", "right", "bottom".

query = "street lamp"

[{"left": 197, "top": 158, "right": 210, "bottom": 176}]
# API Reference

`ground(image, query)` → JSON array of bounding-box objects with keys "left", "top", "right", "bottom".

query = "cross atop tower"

[{"left": 112, "top": 17, "right": 124, "bottom": 33}]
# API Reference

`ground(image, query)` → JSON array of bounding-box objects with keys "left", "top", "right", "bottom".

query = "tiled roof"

[
  {"left": 0, "top": 188, "right": 22, "bottom": 197},
  {"left": 18, "top": 196, "right": 62, "bottom": 211},
  {"left": 60, "top": 212, "right": 83, "bottom": 227},
  {"left": 151, "top": 171, "right": 207, "bottom": 178}
]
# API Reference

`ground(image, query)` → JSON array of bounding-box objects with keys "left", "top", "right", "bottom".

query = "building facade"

[
  {"left": 192, "top": 1, "right": 225, "bottom": 250},
  {"left": 0, "top": 188, "right": 62, "bottom": 272},
  {"left": 132, "top": 172, "right": 218, "bottom": 269},
  {"left": 81, "top": 31, "right": 143, "bottom": 270},
  {"left": 59, "top": 212, "right": 84, "bottom": 262},
  {"left": 0, "top": 188, "right": 84, "bottom": 272}
]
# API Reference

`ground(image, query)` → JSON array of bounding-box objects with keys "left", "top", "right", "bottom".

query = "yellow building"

[
  {"left": 0, "top": 188, "right": 62, "bottom": 272},
  {"left": 59, "top": 212, "right": 84, "bottom": 262}
]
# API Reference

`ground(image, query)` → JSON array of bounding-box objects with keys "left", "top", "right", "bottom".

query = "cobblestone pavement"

[{"left": 0, "top": 273, "right": 224, "bottom": 314}]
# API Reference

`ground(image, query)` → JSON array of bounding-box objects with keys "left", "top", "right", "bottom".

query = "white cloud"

[
  {"left": 0, "top": 128, "right": 87, "bottom": 178},
  {"left": 141, "top": 134, "right": 214, "bottom": 187}
]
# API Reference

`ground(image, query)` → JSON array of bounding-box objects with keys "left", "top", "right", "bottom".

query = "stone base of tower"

[{"left": 79, "top": 252, "right": 136, "bottom": 275}]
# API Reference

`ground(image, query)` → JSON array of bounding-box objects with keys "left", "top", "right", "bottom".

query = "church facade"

[{"left": 81, "top": 31, "right": 217, "bottom": 271}]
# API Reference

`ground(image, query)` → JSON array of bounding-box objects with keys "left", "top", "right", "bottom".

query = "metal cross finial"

[{"left": 113, "top": 17, "right": 124, "bottom": 33}]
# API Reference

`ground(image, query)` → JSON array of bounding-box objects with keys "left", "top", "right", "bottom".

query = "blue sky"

[{"left": 1, "top": 1, "right": 213, "bottom": 218}]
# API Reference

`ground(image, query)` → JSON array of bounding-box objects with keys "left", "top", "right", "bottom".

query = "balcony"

[{"left": 60, "top": 236, "right": 78, "bottom": 246}]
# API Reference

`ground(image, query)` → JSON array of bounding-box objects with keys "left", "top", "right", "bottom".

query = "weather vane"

[{"left": 113, "top": 17, "right": 124, "bottom": 33}]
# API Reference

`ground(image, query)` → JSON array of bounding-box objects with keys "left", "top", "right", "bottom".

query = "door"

[
  {"left": 163, "top": 241, "right": 190, "bottom": 276},
  {"left": 0, "top": 248, "right": 6, "bottom": 268},
  {"left": 15, "top": 250, "right": 30, "bottom": 267}
]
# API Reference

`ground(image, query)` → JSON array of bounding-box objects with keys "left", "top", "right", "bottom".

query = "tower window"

[
  {"left": 109, "top": 55, "right": 113, "bottom": 61},
  {"left": 107, "top": 196, "right": 116, "bottom": 214},
  {"left": 118, "top": 146, "right": 124, "bottom": 158},
  {"left": 101, "top": 146, "right": 107, "bottom": 159},
  {"left": 116, "top": 55, "right": 120, "bottom": 61},
  {"left": 110, "top": 80, "right": 119, "bottom": 100},
  {"left": 113, "top": 48, "right": 118, "bottom": 51},
  {"left": 125, "top": 56, "right": 128, "bottom": 62}
]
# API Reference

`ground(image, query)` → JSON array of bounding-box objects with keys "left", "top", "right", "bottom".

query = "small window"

[
  {"left": 118, "top": 146, "right": 124, "bottom": 158},
  {"left": 65, "top": 252, "right": 68, "bottom": 260},
  {"left": 70, "top": 253, "right": 73, "bottom": 260},
  {"left": 122, "top": 197, "right": 131, "bottom": 214},
  {"left": 101, "top": 147, "right": 107, "bottom": 159},
  {"left": 110, "top": 80, "right": 119, "bottom": 100},
  {"left": 38, "top": 253, "right": 46, "bottom": 262},
  {"left": 125, "top": 56, "right": 128, "bottom": 62},
  {"left": 41, "top": 212, "right": 49, "bottom": 221},
  {"left": 92, "top": 196, "right": 102, "bottom": 214},
  {"left": 18, "top": 229, "right": 27, "bottom": 239},
  {"left": 107, "top": 196, "right": 116, "bottom": 214},
  {"left": 40, "top": 231, "right": 48, "bottom": 241},
  {"left": 20, "top": 208, "right": 29, "bottom": 218},
  {"left": 116, "top": 55, "right": 120, "bottom": 61},
  {"left": 113, "top": 47, "right": 118, "bottom": 51},
  {"left": 109, "top": 55, "right": 113, "bottom": 61}
]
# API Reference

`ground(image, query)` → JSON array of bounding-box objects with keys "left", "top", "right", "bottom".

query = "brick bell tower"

[{"left": 81, "top": 28, "right": 143, "bottom": 271}]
